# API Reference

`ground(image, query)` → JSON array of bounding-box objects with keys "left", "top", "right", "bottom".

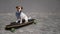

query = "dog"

[{"left": 15, "top": 6, "right": 29, "bottom": 24}]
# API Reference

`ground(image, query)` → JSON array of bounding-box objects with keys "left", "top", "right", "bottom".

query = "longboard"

[{"left": 5, "top": 19, "right": 36, "bottom": 31}]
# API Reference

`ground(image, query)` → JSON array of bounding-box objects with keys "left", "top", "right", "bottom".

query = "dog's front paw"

[{"left": 16, "top": 21, "right": 18, "bottom": 23}]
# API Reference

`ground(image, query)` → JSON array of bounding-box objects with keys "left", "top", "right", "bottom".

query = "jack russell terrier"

[{"left": 15, "top": 6, "right": 31, "bottom": 24}]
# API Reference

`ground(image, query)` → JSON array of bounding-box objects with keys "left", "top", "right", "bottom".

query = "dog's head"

[{"left": 16, "top": 6, "right": 23, "bottom": 11}]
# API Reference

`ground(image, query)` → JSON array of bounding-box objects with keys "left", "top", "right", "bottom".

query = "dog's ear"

[
  {"left": 16, "top": 6, "right": 19, "bottom": 8},
  {"left": 21, "top": 6, "right": 23, "bottom": 9}
]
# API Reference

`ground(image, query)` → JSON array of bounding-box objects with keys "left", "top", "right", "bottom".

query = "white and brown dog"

[{"left": 15, "top": 6, "right": 30, "bottom": 24}]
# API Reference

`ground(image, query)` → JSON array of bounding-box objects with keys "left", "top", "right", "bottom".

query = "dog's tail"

[{"left": 28, "top": 17, "right": 32, "bottom": 19}]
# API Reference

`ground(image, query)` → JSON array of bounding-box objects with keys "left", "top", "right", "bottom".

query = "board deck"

[{"left": 5, "top": 19, "right": 35, "bottom": 30}]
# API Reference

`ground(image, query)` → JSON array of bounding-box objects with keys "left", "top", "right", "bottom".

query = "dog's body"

[
  {"left": 15, "top": 6, "right": 29, "bottom": 24},
  {"left": 16, "top": 11, "right": 28, "bottom": 24},
  {"left": 20, "top": 12, "right": 28, "bottom": 23}
]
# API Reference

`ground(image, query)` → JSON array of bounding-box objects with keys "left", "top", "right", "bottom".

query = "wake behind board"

[{"left": 5, "top": 19, "right": 36, "bottom": 30}]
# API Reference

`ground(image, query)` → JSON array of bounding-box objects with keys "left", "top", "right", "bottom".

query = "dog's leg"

[
  {"left": 16, "top": 19, "right": 20, "bottom": 23},
  {"left": 20, "top": 18, "right": 22, "bottom": 24},
  {"left": 25, "top": 17, "right": 28, "bottom": 23}
]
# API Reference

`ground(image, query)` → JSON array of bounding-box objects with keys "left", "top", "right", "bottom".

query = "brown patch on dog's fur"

[{"left": 16, "top": 6, "right": 23, "bottom": 9}]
